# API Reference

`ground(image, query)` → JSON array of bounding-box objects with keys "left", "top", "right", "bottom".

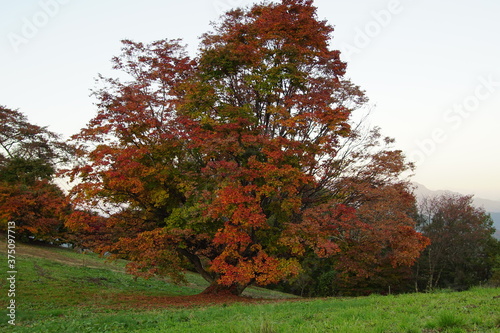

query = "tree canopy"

[
  {"left": 0, "top": 106, "right": 72, "bottom": 242},
  {"left": 67, "top": 0, "right": 428, "bottom": 295}
]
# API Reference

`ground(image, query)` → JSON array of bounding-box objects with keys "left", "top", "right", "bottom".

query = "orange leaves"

[
  {"left": 213, "top": 225, "right": 253, "bottom": 247},
  {"left": 245, "top": 157, "right": 312, "bottom": 214},
  {"left": 113, "top": 228, "right": 186, "bottom": 283},
  {"left": 211, "top": 254, "right": 255, "bottom": 286},
  {"left": 210, "top": 246, "right": 301, "bottom": 286},
  {"left": 387, "top": 225, "right": 430, "bottom": 268},
  {"left": 65, "top": 210, "right": 102, "bottom": 233},
  {"left": 0, "top": 180, "right": 69, "bottom": 242},
  {"left": 329, "top": 180, "right": 429, "bottom": 280},
  {"left": 210, "top": 183, "right": 266, "bottom": 228}
]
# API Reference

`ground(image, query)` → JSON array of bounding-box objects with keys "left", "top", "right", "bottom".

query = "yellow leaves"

[
  {"left": 276, "top": 257, "right": 302, "bottom": 281},
  {"left": 279, "top": 232, "right": 306, "bottom": 256},
  {"left": 150, "top": 189, "right": 170, "bottom": 208},
  {"left": 280, "top": 196, "right": 302, "bottom": 215}
]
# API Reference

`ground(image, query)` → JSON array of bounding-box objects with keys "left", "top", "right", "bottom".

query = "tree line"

[{"left": 1, "top": 0, "right": 498, "bottom": 296}]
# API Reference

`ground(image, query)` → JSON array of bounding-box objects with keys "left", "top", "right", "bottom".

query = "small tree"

[
  {"left": 0, "top": 106, "right": 72, "bottom": 242},
  {"left": 415, "top": 193, "right": 497, "bottom": 291}
]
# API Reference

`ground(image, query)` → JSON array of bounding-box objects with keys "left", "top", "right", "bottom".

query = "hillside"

[
  {"left": 1, "top": 238, "right": 500, "bottom": 332},
  {"left": 0, "top": 236, "right": 296, "bottom": 302}
]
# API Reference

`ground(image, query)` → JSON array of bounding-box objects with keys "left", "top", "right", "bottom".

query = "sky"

[{"left": 1, "top": 0, "right": 499, "bottom": 201}]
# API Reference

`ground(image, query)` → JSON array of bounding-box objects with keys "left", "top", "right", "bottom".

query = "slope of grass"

[{"left": 1, "top": 239, "right": 500, "bottom": 332}]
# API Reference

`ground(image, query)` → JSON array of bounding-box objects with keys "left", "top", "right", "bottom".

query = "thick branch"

[{"left": 177, "top": 248, "right": 214, "bottom": 283}]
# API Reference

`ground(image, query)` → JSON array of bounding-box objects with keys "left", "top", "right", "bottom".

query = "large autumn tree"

[
  {"left": 0, "top": 106, "right": 72, "bottom": 243},
  {"left": 68, "top": 0, "right": 428, "bottom": 295}
]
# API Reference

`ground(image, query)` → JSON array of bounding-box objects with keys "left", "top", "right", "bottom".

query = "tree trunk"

[
  {"left": 177, "top": 249, "right": 252, "bottom": 296},
  {"left": 177, "top": 249, "right": 249, "bottom": 296}
]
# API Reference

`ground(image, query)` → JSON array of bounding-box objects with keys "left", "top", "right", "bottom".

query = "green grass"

[{"left": 1, "top": 240, "right": 500, "bottom": 332}]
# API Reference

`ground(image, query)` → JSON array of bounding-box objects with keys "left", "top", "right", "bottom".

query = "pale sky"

[{"left": 1, "top": 0, "right": 499, "bottom": 201}]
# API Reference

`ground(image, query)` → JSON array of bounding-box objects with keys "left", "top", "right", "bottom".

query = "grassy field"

[{"left": 1, "top": 239, "right": 499, "bottom": 332}]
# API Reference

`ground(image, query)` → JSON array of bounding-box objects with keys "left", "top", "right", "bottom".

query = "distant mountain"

[
  {"left": 470, "top": 195, "right": 500, "bottom": 213},
  {"left": 490, "top": 213, "right": 500, "bottom": 239},
  {"left": 412, "top": 182, "right": 500, "bottom": 212},
  {"left": 412, "top": 182, "right": 500, "bottom": 239}
]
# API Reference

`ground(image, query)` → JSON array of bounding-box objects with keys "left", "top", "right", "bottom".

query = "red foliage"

[
  {"left": 0, "top": 106, "right": 73, "bottom": 242},
  {"left": 0, "top": 180, "right": 69, "bottom": 242}
]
